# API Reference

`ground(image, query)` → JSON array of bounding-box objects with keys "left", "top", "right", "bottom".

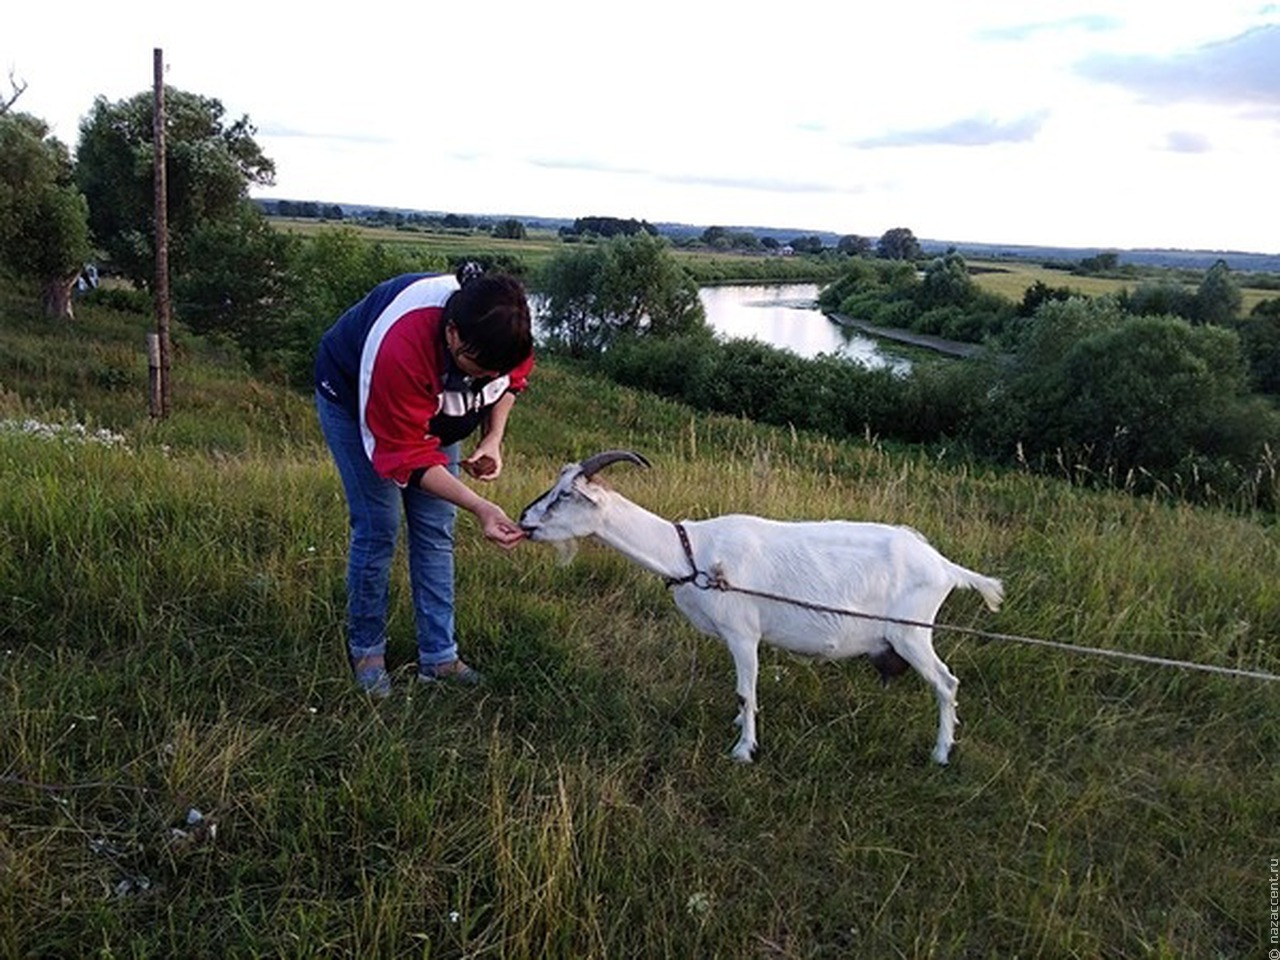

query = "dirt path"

[{"left": 828, "top": 313, "right": 983, "bottom": 358}]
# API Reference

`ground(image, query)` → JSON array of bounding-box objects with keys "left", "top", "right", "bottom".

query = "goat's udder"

[{"left": 868, "top": 645, "right": 911, "bottom": 686}]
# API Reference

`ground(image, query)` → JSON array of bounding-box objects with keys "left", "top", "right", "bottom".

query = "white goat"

[{"left": 518, "top": 450, "right": 1005, "bottom": 765}]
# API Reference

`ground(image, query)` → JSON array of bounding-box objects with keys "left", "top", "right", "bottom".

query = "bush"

[
  {"left": 598, "top": 332, "right": 716, "bottom": 401},
  {"left": 914, "top": 305, "right": 965, "bottom": 337},
  {"left": 972, "top": 307, "right": 1277, "bottom": 503},
  {"left": 1235, "top": 300, "right": 1280, "bottom": 394},
  {"left": 870, "top": 299, "right": 918, "bottom": 328},
  {"left": 82, "top": 286, "right": 153, "bottom": 315}
]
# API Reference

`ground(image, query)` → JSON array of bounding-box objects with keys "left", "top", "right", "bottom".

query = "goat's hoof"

[
  {"left": 932, "top": 746, "right": 952, "bottom": 765},
  {"left": 730, "top": 743, "right": 756, "bottom": 763}
]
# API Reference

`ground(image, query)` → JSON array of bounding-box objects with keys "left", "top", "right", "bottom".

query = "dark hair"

[{"left": 443, "top": 271, "right": 534, "bottom": 373}]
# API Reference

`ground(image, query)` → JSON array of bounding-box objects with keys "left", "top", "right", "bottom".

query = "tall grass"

[{"left": 1, "top": 297, "right": 1276, "bottom": 958}]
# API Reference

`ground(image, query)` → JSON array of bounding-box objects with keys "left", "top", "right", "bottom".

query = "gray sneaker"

[
  {"left": 352, "top": 656, "right": 392, "bottom": 698},
  {"left": 417, "top": 659, "right": 483, "bottom": 686}
]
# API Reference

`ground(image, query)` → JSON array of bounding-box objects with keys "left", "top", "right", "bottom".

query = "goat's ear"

[
  {"left": 571, "top": 474, "right": 607, "bottom": 503},
  {"left": 552, "top": 539, "right": 579, "bottom": 566}
]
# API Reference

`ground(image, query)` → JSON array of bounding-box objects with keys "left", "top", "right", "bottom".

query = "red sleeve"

[
  {"left": 361, "top": 312, "right": 449, "bottom": 486},
  {"left": 507, "top": 351, "right": 535, "bottom": 394}
]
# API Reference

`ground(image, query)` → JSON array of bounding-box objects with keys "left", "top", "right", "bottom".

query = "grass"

[
  {"left": 970, "top": 259, "right": 1275, "bottom": 315},
  {"left": 271, "top": 218, "right": 566, "bottom": 275},
  {"left": 1, "top": 293, "right": 1277, "bottom": 958}
]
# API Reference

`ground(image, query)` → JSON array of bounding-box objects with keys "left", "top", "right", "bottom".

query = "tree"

[
  {"left": 1, "top": 70, "right": 29, "bottom": 116},
  {"left": 1122, "top": 279, "right": 1196, "bottom": 320},
  {"left": 982, "top": 298, "right": 1269, "bottom": 488},
  {"left": 701, "top": 225, "right": 731, "bottom": 249},
  {"left": 1192, "top": 258, "right": 1241, "bottom": 326},
  {"left": 172, "top": 204, "right": 297, "bottom": 366},
  {"left": 537, "top": 232, "right": 707, "bottom": 356},
  {"left": 1077, "top": 251, "right": 1120, "bottom": 274},
  {"left": 1237, "top": 299, "right": 1280, "bottom": 394},
  {"left": 1047, "top": 318, "right": 1253, "bottom": 473},
  {"left": 876, "top": 227, "right": 921, "bottom": 261},
  {"left": 916, "top": 250, "right": 975, "bottom": 310},
  {"left": 0, "top": 111, "right": 92, "bottom": 318},
  {"left": 491, "top": 218, "right": 526, "bottom": 240},
  {"left": 1008, "top": 295, "right": 1125, "bottom": 372},
  {"left": 75, "top": 87, "right": 275, "bottom": 288},
  {"left": 788, "top": 234, "right": 824, "bottom": 255},
  {"left": 537, "top": 246, "right": 604, "bottom": 356},
  {"left": 569, "top": 216, "right": 656, "bottom": 239},
  {"left": 1017, "top": 280, "right": 1077, "bottom": 317},
  {"left": 595, "top": 232, "right": 706, "bottom": 339},
  {"left": 836, "top": 234, "right": 871, "bottom": 256}
]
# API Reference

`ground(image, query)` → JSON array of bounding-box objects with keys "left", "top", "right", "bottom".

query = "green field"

[
  {"left": 269, "top": 218, "right": 846, "bottom": 285},
  {"left": 970, "top": 259, "right": 1275, "bottom": 315},
  {"left": 1, "top": 290, "right": 1276, "bottom": 958},
  {"left": 271, "top": 218, "right": 566, "bottom": 273}
]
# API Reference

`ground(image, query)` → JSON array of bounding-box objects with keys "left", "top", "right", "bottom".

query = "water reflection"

[{"left": 698, "top": 283, "right": 909, "bottom": 372}]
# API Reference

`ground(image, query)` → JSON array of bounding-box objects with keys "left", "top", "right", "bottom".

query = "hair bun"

[{"left": 456, "top": 261, "right": 484, "bottom": 287}]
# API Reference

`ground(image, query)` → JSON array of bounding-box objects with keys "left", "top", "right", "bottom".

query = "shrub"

[
  {"left": 1235, "top": 300, "right": 1280, "bottom": 394},
  {"left": 82, "top": 286, "right": 153, "bottom": 315}
]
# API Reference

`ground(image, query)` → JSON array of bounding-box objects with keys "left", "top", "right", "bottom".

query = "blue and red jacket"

[{"left": 315, "top": 273, "right": 534, "bottom": 487}]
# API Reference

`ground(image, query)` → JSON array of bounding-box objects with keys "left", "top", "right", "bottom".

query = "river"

[{"left": 698, "top": 283, "right": 909, "bottom": 372}]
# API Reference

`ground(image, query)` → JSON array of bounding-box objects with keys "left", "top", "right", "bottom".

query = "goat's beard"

[{"left": 552, "top": 539, "right": 579, "bottom": 566}]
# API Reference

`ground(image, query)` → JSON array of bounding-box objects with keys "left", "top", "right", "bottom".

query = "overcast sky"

[{"left": 7, "top": 1, "right": 1279, "bottom": 252}]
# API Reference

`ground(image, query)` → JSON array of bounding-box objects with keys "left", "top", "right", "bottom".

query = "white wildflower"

[
  {"left": 0, "top": 418, "right": 129, "bottom": 450},
  {"left": 686, "top": 891, "right": 713, "bottom": 917}
]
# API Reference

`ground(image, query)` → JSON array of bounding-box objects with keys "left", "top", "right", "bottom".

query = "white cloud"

[
  {"left": 851, "top": 112, "right": 1050, "bottom": 149},
  {"left": 1076, "top": 24, "right": 1280, "bottom": 107},
  {"left": 4, "top": 0, "right": 1279, "bottom": 252},
  {"left": 1164, "top": 130, "right": 1212, "bottom": 153}
]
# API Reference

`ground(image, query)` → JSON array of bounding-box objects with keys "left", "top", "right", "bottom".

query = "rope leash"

[{"left": 665, "top": 523, "right": 1280, "bottom": 684}]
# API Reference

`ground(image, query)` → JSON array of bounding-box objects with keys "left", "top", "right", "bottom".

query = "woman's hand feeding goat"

[{"left": 518, "top": 450, "right": 1004, "bottom": 765}]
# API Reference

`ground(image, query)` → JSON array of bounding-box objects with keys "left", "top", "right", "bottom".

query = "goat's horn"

[{"left": 578, "top": 449, "right": 651, "bottom": 479}]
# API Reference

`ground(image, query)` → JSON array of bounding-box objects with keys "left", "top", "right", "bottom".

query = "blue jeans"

[{"left": 316, "top": 393, "right": 460, "bottom": 669}]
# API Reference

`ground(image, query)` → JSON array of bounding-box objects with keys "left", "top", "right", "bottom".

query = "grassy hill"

[{"left": 1, "top": 291, "right": 1276, "bottom": 957}]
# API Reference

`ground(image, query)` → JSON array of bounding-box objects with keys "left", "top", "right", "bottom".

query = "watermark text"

[{"left": 1269, "top": 855, "right": 1278, "bottom": 958}]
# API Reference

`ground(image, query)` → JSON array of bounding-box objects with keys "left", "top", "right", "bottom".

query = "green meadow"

[
  {"left": 1, "top": 291, "right": 1277, "bottom": 958},
  {"left": 969, "top": 259, "right": 1275, "bottom": 316},
  {"left": 267, "top": 219, "right": 848, "bottom": 285}
]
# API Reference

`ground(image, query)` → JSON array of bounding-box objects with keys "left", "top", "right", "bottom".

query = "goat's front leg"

[{"left": 723, "top": 633, "right": 761, "bottom": 762}]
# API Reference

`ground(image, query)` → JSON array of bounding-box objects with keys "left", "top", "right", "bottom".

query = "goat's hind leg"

[{"left": 889, "top": 629, "right": 960, "bottom": 765}]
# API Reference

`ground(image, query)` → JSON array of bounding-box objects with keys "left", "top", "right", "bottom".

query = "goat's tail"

[{"left": 950, "top": 564, "right": 1005, "bottom": 612}]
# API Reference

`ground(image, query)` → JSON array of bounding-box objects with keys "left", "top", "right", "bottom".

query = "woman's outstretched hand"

[{"left": 475, "top": 501, "right": 525, "bottom": 549}]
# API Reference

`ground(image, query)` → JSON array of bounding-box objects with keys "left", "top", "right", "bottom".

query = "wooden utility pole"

[{"left": 150, "top": 47, "right": 172, "bottom": 418}]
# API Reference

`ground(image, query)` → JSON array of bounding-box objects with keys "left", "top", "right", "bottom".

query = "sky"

[{"left": 6, "top": 1, "right": 1280, "bottom": 253}]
